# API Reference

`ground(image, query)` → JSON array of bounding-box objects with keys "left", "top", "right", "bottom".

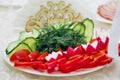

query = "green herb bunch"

[{"left": 36, "top": 22, "right": 86, "bottom": 53}]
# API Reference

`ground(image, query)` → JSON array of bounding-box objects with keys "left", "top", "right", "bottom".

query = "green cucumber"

[
  {"left": 83, "top": 18, "right": 94, "bottom": 42},
  {"left": 19, "top": 31, "right": 33, "bottom": 40},
  {"left": 32, "top": 28, "right": 40, "bottom": 38},
  {"left": 6, "top": 40, "right": 21, "bottom": 55},
  {"left": 22, "top": 37, "right": 37, "bottom": 51},
  {"left": 7, "top": 43, "right": 32, "bottom": 57},
  {"left": 73, "top": 22, "right": 85, "bottom": 35},
  {"left": 19, "top": 28, "right": 39, "bottom": 40},
  {"left": 6, "top": 37, "right": 37, "bottom": 57}
]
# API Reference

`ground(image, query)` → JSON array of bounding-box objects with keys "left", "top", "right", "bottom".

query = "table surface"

[{"left": 0, "top": 0, "right": 120, "bottom": 80}]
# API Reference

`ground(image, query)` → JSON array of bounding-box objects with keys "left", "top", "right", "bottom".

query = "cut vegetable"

[
  {"left": 8, "top": 43, "right": 31, "bottom": 57},
  {"left": 83, "top": 18, "right": 94, "bottom": 42},
  {"left": 6, "top": 37, "right": 37, "bottom": 57},
  {"left": 32, "top": 28, "right": 40, "bottom": 38},
  {"left": 19, "top": 28, "right": 40, "bottom": 40},
  {"left": 19, "top": 31, "right": 33, "bottom": 40},
  {"left": 6, "top": 40, "right": 21, "bottom": 55},
  {"left": 73, "top": 22, "right": 85, "bottom": 35},
  {"left": 22, "top": 37, "right": 37, "bottom": 52}
]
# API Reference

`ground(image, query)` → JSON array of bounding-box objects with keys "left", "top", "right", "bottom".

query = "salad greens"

[{"left": 36, "top": 25, "right": 86, "bottom": 53}]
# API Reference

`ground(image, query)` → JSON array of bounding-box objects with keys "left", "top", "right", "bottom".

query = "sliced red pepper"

[
  {"left": 14, "top": 61, "right": 43, "bottom": 67},
  {"left": 46, "top": 61, "right": 57, "bottom": 73},
  {"left": 98, "top": 57, "right": 112, "bottom": 66},
  {"left": 68, "top": 54, "right": 81, "bottom": 60},
  {"left": 87, "top": 52, "right": 107, "bottom": 67},
  {"left": 60, "top": 65, "right": 74, "bottom": 73},
  {"left": 57, "top": 57, "right": 67, "bottom": 65},
  {"left": 32, "top": 62, "right": 47, "bottom": 71},
  {"left": 76, "top": 56, "right": 91, "bottom": 69},
  {"left": 87, "top": 60, "right": 98, "bottom": 68},
  {"left": 59, "top": 55, "right": 83, "bottom": 73},
  {"left": 14, "top": 62, "right": 31, "bottom": 67},
  {"left": 99, "top": 47, "right": 108, "bottom": 54},
  {"left": 59, "top": 56, "right": 91, "bottom": 73},
  {"left": 94, "top": 52, "right": 107, "bottom": 61},
  {"left": 24, "top": 50, "right": 40, "bottom": 62},
  {"left": 37, "top": 51, "right": 48, "bottom": 61}
]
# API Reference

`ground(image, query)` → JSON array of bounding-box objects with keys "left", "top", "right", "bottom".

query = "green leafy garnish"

[{"left": 36, "top": 23, "right": 87, "bottom": 53}]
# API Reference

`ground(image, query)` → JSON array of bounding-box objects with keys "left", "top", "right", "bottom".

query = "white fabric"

[
  {"left": 0, "top": 0, "right": 120, "bottom": 80},
  {"left": 0, "top": 0, "right": 28, "bottom": 7}
]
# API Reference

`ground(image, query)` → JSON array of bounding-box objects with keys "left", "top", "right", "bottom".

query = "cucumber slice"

[
  {"left": 6, "top": 40, "right": 21, "bottom": 55},
  {"left": 22, "top": 37, "right": 37, "bottom": 51},
  {"left": 73, "top": 22, "right": 85, "bottom": 35},
  {"left": 83, "top": 18, "right": 94, "bottom": 42},
  {"left": 6, "top": 37, "right": 37, "bottom": 56},
  {"left": 32, "top": 28, "right": 40, "bottom": 38},
  {"left": 7, "top": 43, "right": 32, "bottom": 57},
  {"left": 19, "top": 31, "right": 33, "bottom": 40},
  {"left": 19, "top": 28, "right": 40, "bottom": 40}
]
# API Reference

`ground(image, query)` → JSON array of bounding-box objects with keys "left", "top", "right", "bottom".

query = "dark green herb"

[{"left": 36, "top": 23, "right": 87, "bottom": 53}]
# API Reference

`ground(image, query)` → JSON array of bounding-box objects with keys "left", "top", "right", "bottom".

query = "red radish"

[
  {"left": 86, "top": 44, "right": 97, "bottom": 54},
  {"left": 74, "top": 45, "right": 85, "bottom": 55}
]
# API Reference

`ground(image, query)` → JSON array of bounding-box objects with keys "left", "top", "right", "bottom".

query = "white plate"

[{"left": 3, "top": 53, "right": 106, "bottom": 77}]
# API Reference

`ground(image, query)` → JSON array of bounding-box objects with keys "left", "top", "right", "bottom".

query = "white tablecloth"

[{"left": 0, "top": 0, "right": 120, "bottom": 80}]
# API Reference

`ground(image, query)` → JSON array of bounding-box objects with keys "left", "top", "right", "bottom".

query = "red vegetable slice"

[
  {"left": 87, "top": 60, "right": 98, "bottom": 68},
  {"left": 57, "top": 57, "right": 67, "bottom": 65},
  {"left": 59, "top": 55, "right": 83, "bottom": 73},
  {"left": 10, "top": 49, "right": 30, "bottom": 62},
  {"left": 24, "top": 50, "right": 40, "bottom": 62},
  {"left": 14, "top": 61, "right": 43, "bottom": 67},
  {"left": 74, "top": 45, "right": 85, "bottom": 55},
  {"left": 37, "top": 51, "right": 49, "bottom": 61},
  {"left": 86, "top": 44, "right": 97, "bottom": 54},
  {"left": 96, "top": 38, "right": 105, "bottom": 51},
  {"left": 65, "top": 47, "right": 75, "bottom": 58},
  {"left": 98, "top": 57, "right": 112, "bottom": 66},
  {"left": 46, "top": 61, "right": 57, "bottom": 73}
]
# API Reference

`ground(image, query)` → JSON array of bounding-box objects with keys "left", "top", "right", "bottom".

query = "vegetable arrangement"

[{"left": 6, "top": 18, "right": 112, "bottom": 73}]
